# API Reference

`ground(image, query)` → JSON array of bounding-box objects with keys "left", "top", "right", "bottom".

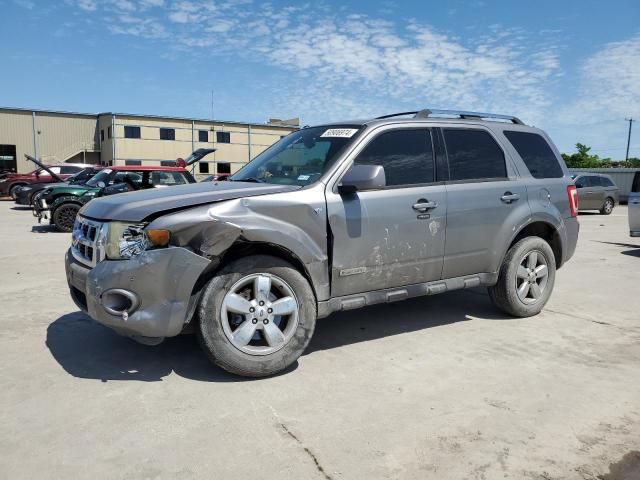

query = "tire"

[
  {"left": 52, "top": 202, "right": 81, "bottom": 232},
  {"left": 488, "top": 237, "right": 556, "bottom": 317},
  {"left": 600, "top": 197, "right": 614, "bottom": 215},
  {"left": 9, "top": 184, "right": 25, "bottom": 200},
  {"left": 198, "top": 255, "right": 316, "bottom": 377}
]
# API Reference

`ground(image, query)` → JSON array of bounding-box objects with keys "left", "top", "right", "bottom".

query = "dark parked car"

[
  {"left": 572, "top": 173, "right": 619, "bottom": 215},
  {"left": 14, "top": 166, "right": 104, "bottom": 206},
  {"left": 36, "top": 165, "right": 196, "bottom": 232},
  {"left": 0, "top": 162, "right": 90, "bottom": 199}
]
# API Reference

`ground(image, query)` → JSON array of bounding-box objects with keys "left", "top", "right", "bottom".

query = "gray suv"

[
  {"left": 65, "top": 109, "right": 579, "bottom": 377},
  {"left": 573, "top": 173, "right": 619, "bottom": 215}
]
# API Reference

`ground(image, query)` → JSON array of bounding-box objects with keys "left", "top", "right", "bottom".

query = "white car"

[{"left": 629, "top": 172, "right": 640, "bottom": 237}]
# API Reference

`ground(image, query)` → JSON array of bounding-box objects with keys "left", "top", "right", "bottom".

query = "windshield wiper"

[{"left": 231, "top": 177, "right": 266, "bottom": 183}]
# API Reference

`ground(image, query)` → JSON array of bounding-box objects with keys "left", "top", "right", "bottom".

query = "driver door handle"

[
  {"left": 500, "top": 192, "right": 520, "bottom": 203},
  {"left": 412, "top": 200, "right": 438, "bottom": 211}
]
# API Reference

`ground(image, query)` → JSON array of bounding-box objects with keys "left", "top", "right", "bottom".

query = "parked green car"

[{"left": 34, "top": 166, "right": 197, "bottom": 232}]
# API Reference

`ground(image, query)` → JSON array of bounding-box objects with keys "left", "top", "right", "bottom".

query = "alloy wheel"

[
  {"left": 220, "top": 273, "right": 299, "bottom": 355},
  {"left": 515, "top": 250, "right": 549, "bottom": 305}
]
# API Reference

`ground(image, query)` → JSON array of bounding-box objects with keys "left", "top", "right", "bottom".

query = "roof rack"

[{"left": 375, "top": 109, "right": 524, "bottom": 125}]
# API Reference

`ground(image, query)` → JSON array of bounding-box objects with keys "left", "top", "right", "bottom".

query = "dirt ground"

[{"left": 0, "top": 200, "right": 639, "bottom": 479}]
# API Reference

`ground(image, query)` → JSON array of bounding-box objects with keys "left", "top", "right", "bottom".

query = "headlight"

[
  {"left": 82, "top": 191, "right": 97, "bottom": 198},
  {"left": 105, "top": 222, "right": 171, "bottom": 259},
  {"left": 21, "top": 186, "right": 32, "bottom": 192}
]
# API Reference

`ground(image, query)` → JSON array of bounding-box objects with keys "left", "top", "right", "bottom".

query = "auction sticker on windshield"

[{"left": 320, "top": 128, "right": 359, "bottom": 138}]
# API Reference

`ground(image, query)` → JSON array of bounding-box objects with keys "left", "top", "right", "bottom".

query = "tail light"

[{"left": 567, "top": 185, "right": 578, "bottom": 217}]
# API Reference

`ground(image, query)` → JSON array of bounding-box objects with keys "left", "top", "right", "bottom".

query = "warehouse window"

[
  {"left": 0, "top": 144, "right": 17, "bottom": 173},
  {"left": 100, "top": 130, "right": 104, "bottom": 142},
  {"left": 124, "top": 126, "right": 141, "bottom": 139},
  {"left": 199, "top": 130, "right": 208, "bottom": 142},
  {"left": 125, "top": 160, "right": 142, "bottom": 166},
  {"left": 217, "top": 162, "right": 231, "bottom": 174},
  {"left": 199, "top": 162, "right": 210, "bottom": 174},
  {"left": 216, "top": 131, "right": 231, "bottom": 143},
  {"left": 108, "top": 127, "right": 112, "bottom": 139},
  {"left": 160, "top": 160, "right": 176, "bottom": 167},
  {"left": 160, "top": 128, "right": 175, "bottom": 141}
]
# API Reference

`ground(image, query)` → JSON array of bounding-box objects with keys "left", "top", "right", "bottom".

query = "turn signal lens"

[{"left": 146, "top": 229, "right": 171, "bottom": 247}]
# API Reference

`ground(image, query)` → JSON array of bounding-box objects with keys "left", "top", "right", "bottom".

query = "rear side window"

[
  {"left": 354, "top": 129, "right": 434, "bottom": 186},
  {"left": 151, "top": 171, "right": 189, "bottom": 186},
  {"left": 444, "top": 129, "right": 506, "bottom": 181},
  {"left": 503, "top": 131, "right": 563, "bottom": 179},
  {"left": 600, "top": 177, "right": 615, "bottom": 187}
]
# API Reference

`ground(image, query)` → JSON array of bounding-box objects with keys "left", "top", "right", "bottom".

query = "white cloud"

[
  {"left": 549, "top": 34, "right": 640, "bottom": 155},
  {"left": 67, "top": 1, "right": 565, "bottom": 125}
]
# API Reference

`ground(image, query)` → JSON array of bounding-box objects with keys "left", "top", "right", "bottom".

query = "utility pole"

[{"left": 625, "top": 118, "right": 635, "bottom": 164}]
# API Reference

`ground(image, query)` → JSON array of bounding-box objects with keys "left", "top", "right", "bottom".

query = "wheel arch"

[
  {"left": 190, "top": 241, "right": 319, "bottom": 309},
  {"left": 507, "top": 220, "right": 563, "bottom": 269}
]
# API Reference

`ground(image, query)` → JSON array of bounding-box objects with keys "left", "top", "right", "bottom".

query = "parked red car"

[{"left": 0, "top": 163, "right": 90, "bottom": 199}]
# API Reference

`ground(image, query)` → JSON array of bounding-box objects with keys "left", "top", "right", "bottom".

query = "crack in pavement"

[
  {"left": 279, "top": 422, "right": 334, "bottom": 480},
  {"left": 268, "top": 405, "right": 333, "bottom": 480}
]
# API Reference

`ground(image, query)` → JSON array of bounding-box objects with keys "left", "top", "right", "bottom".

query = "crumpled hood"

[{"left": 80, "top": 181, "right": 300, "bottom": 222}]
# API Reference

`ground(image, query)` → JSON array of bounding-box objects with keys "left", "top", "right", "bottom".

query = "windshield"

[
  {"left": 230, "top": 125, "right": 361, "bottom": 186},
  {"left": 86, "top": 169, "right": 113, "bottom": 187}
]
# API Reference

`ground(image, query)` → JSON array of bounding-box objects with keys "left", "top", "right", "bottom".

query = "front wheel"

[
  {"left": 488, "top": 237, "right": 556, "bottom": 317},
  {"left": 52, "top": 203, "right": 80, "bottom": 232},
  {"left": 198, "top": 255, "right": 316, "bottom": 377},
  {"left": 600, "top": 197, "right": 614, "bottom": 215}
]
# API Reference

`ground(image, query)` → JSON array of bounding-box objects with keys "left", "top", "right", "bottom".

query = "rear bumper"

[
  {"left": 562, "top": 217, "right": 580, "bottom": 266},
  {"left": 65, "top": 247, "right": 210, "bottom": 340}
]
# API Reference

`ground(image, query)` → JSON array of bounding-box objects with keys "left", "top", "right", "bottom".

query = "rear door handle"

[
  {"left": 500, "top": 192, "right": 520, "bottom": 204},
  {"left": 412, "top": 200, "right": 438, "bottom": 211}
]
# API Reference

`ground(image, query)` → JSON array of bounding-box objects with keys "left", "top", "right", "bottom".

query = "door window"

[
  {"left": 574, "top": 176, "right": 590, "bottom": 188},
  {"left": 151, "top": 171, "right": 189, "bottom": 186},
  {"left": 353, "top": 129, "right": 434, "bottom": 186},
  {"left": 444, "top": 129, "right": 507, "bottom": 181}
]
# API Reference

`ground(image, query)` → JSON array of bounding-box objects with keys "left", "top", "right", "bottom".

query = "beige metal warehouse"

[{"left": 0, "top": 107, "right": 298, "bottom": 174}]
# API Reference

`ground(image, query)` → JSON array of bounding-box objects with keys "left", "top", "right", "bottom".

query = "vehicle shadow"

[
  {"left": 10, "top": 206, "right": 32, "bottom": 211},
  {"left": 306, "top": 288, "right": 512, "bottom": 354},
  {"left": 31, "top": 225, "right": 61, "bottom": 233},
  {"left": 46, "top": 311, "right": 269, "bottom": 383},
  {"left": 46, "top": 289, "right": 509, "bottom": 382},
  {"left": 595, "top": 241, "right": 640, "bottom": 258}
]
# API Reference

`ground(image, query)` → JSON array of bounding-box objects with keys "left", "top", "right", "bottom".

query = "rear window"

[
  {"left": 503, "top": 131, "right": 563, "bottom": 179},
  {"left": 443, "top": 129, "right": 506, "bottom": 181}
]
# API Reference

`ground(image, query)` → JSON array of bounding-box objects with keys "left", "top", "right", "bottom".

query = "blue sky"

[{"left": 1, "top": 0, "right": 639, "bottom": 158}]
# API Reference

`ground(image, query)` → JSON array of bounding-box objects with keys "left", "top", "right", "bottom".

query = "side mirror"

[
  {"left": 338, "top": 164, "right": 386, "bottom": 195},
  {"left": 96, "top": 181, "right": 106, "bottom": 189}
]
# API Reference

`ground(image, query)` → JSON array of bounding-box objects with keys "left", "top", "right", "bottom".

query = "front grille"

[{"left": 71, "top": 216, "right": 105, "bottom": 267}]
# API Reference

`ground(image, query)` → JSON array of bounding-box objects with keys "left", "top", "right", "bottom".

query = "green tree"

[{"left": 562, "top": 143, "right": 603, "bottom": 168}]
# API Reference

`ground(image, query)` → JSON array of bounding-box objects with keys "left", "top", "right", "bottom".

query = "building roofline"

[{"left": 0, "top": 106, "right": 299, "bottom": 130}]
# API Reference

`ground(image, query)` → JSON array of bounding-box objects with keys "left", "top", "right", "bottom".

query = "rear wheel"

[
  {"left": 488, "top": 237, "right": 556, "bottom": 317},
  {"left": 600, "top": 197, "right": 614, "bottom": 215},
  {"left": 52, "top": 203, "right": 80, "bottom": 232},
  {"left": 198, "top": 255, "right": 316, "bottom": 377}
]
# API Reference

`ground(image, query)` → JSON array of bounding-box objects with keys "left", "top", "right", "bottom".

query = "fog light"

[{"left": 101, "top": 289, "right": 140, "bottom": 317}]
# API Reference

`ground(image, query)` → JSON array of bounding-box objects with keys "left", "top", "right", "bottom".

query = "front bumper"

[{"left": 65, "top": 247, "right": 210, "bottom": 340}]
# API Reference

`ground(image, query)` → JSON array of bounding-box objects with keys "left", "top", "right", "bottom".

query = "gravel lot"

[{"left": 0, "top": 199, "right": 639, "bottom": 479}]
